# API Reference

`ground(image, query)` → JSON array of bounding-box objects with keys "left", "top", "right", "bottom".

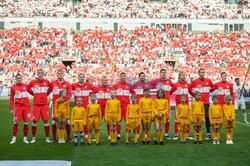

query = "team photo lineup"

[
  {"left": 0, "top": 0, "right": 250, "bottom": 165},
  {"left": 8, "top": 67, "right": 249, "bottom": 146}
]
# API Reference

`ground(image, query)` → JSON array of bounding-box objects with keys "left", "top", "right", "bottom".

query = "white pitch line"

[{"left": 236, "top": 121, "right": 250, "bottom": 127}]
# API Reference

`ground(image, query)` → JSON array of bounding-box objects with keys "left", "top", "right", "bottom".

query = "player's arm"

[
  {"left": 104, "top": 101, "right": 108, "bottom": 122},
  {"left": 162, "top": 100, "right": 168, "bottom": 116},
  {"left": 169, "top": 84, "right": 177, "bottom": 95},
  {"left": 188, "top": 83, "right": 195, "bottom": 97},
  {"left": 210, "top": 82, "right": 217, "bottom": 92},
  {"left": 9, "top": 86, "right": 15, "bottom": 114},
  {"left": 47, "top": 81, "right": 52, "bottom": 96},
  {"left": 27, "top": 81, "right": 34, "bottom": 95},
  {"left": 129, "top": 84, "right": 135, "bottom": 94},
  {"left": 118, "top": 101, "right": 121, "bottom": 122},
  {"left": 231, "top": 106, "right": 235, "bottom": 121},
  {"left": 223, "top": 106, "right": 229, "bottom": 120}
]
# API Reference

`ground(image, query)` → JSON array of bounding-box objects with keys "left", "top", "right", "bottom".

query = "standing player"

[
  {"left": 9, "top": 74, "right": 31, "bottom": 144},
  {"left": 51, "top": 69, "right": 72, "bottom": 142},
  {"left": 27, "top": 69, "right": 52, "bottom": 143},
  {"left": 72, "top": 73, "right": 98, "bottom": 138},
  {"left": 234, "top": 78, "right": 248, "bottom": 124},
  {"left": 113, "top": 72, "right": 135, "bottom": 139},
  {"left": 190, "top": 69, "right": 213, "bottom": 139},
  {"left": 210, "top": 72, "right": 234, "bottom": 105},
  {"left": 97, "top": 76, "right": 111, "bottom": 139},
  {"left": 170, "top": 72, "right": 193, "bottom": 140},
  {"left": 151, "top": 69, "right": 173, "bottom": 139},
  {"left": 133, "top": 72, "right": 150, "bottom": 135}
]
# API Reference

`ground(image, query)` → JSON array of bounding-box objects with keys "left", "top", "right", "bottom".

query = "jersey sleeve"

[
  {"left": 27, "top": 81, "right": 34, "bottom": 95},
  {"left": 9, "top": 86, "right": 15, "bottom": 111}
]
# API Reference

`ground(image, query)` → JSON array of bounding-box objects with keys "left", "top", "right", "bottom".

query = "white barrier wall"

[{"left": 0, "top": 18, "right": 249, "bottom": 31}]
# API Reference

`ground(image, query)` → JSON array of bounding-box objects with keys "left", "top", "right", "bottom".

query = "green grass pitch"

[{"left": 0, "top": 99, "right": 250, "bottom": 166}]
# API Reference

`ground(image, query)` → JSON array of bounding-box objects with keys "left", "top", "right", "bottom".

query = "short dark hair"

[
  {"left": 235, "top": 78, "right": 239, "bottom": 82},
  {"left": 15, "top": 73, "right": 22, "bottom": 77},
  {"left": 212, "top": 95, "right": 218, "bottom": 100},
  {"left": 160, "top": 69, "right": 166, "bottom": 73},
  {"left": 221, "top": 72, "right": 227, "bottom": 76},
  {"left": 120, "top": 72, "right": 126, "bottom": 76},
  {"left": 179, "top": 72, "right": 185, "bottom": 77}
]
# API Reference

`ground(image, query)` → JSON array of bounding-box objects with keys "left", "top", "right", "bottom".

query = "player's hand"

[
  {"left": 57, "top": 99, "right": 64, "bottom": 104},
  {"left": 10, "top": 110, "right": 14, "bottom": 115}
]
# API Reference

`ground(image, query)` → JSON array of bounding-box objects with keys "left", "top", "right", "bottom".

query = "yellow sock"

[
  {"left": 179, "top": 130, "right": 183, "bottom": 141},
  {"left": 142, "top": 131, "right": 146, "bottom": 141},
  {"left": 229, "top": 129, "right": 233, "bottom": 140},
  {"left": 198, "top": 130, "right": 202, "bottom": 141},
  {"left": 155, "top": 130, "right": 159, "bottom": 142},
  {"left": 183, "top": 131, "right": 186, "bottom": 141},
  {"left": 110, "top": 131, "right": 114, "bottom": 143},
  {"left": 212, "top": 131, "right": 215, "bottom": 140},
  {"left": 217, "top": 131, "right": 220, "bottom": 141},
  {"left": 96, "top": 132, "right": 100, "bottom": 144},
  {"left": 114, "top": 131, "right": 117, "bottom": 143},
  {"left": 88, "top": 132, "right": 91, "bottom": 144},
  {"left": 125, "top": 131, "right": 129, "bottom": 143},
  {"left": 193, "top": 128, "right": 197, "bottom": 141},
  {"left": 159, "top": 130, "right": 164, "bottom": 142},
  {"left": 225, "top": 129, "right": 229, "bottom": 140}
]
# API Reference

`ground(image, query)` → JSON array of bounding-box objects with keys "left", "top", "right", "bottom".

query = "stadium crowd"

[
  {"left": 0, "top": 0, "right": 249, "bottom": 19},
  {"left": 0, "top": 26, "right": 249, "bottom": 90}
]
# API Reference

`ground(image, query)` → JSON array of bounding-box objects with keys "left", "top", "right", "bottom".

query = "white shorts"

[{"left": 235, "top": 100, "right": 246, "bottom": 110}]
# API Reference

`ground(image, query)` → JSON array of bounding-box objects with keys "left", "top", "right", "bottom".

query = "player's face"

[
  {"left": 221, "top": 74, "right": 227, "bottom": 82},
  {"left": 198, "top": 70, "right": 205, "bottom": 79},
  {"left": 90, "top": 95, "right": 97, "bottom": 103},
  {"left": 76, "top": 99, "right": 82, "bottom": 106},
  {"left": 180, "top": 96, "right": 186, "bottom": 103},
  {"left": 159, "top": 92, "right": 164, "bottom": 98},
  {"left": 120, "top": 74, "right": 126, "bottom": 82},
  {"left": 139, "top": 73, "right": 145, "bottom": 82},
  {"left": 16, "top": 76, "right": 22, "bottom": 84},
  {"left": 110, "top": 90, "right": 116, "bottom": 99},
  {"left": 160, "top": 70, "right": 166, "bottom": 80},
  {"left": 195, "top": 93, "right": 201, "bottom": 100},
  {"left": 57, "top": 71, "right": 64, "bottom": 80},
  {"left": 78, "top": 74, "right": 85, "bottom": 83},
  {"left": 212, "top": 98, "right": 218, "bottom": 104},
  {"left": 144, "top": 90, "right": 150, "bottom": 97},
  {"left": 37, "top": 70, "right": 44, "bottom": 80},
  {"left": 235, "top": 79, "right": 240, "bottom": 85},
  {"left": 102, "top": 77, "right": 108, "bottom": 86},
  {"left": 131, "top": 96, "right": 136, "bottom": 103},
  {"left": 179, "top": 73, "right": 186, "bottom": 82}
]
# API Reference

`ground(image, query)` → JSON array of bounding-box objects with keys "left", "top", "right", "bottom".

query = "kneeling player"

[
  {"left": 223, "top": 95, "right": 235, "bottom": 144},
  {"left": 153, "top": 89, "right": 168, "bottom": 145},
  {"left": 190, "top": 91, "right": 205, "bottom": 144},
  {"left": 55, "top": 90, "right": 70, "bottom": 143},
  {"left": 71, "top": 97, "right": 86, "bottom": 146},
  {"left": 86, "top": 94, "right": 102, "bottom": 145},
  {"left": 176, "top": 94, "right": 190, "bottom": 144},
  {"left": 9, "top": 74, "right": 31, "bottom": 144},
  {"left": 209, "top": 96, "right": 223, "bottom": 144},
  {"left": 126, "top": 94, "right": 140, "bottom": 145},
  {"left": 105, "top": 89, "right": 121, "bottom": 146}
]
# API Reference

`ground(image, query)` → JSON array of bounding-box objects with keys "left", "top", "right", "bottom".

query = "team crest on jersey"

[
  {"left": 63, "top": 85, "right": 66, "bottom": 88},
  {"left": 23, "top": 87, "right": 26, "bottom": 90},
  {"left": 44, "top": 82, "right": 46, "bottom": 85},
  {"left": 206, "top": 82, "right": 208, "bottom": 85},
  {"left": 198, "top": 85, "right": 201, "bottom": 87},
  {"left": 227, "top": 86, "right": 229, "bottom": 88}
]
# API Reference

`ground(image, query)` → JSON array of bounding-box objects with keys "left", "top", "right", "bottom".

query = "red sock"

[
  {"left": 117, "top": 124, "right": 121, "bottom": 134},
  {"left": 174, "top": 122, "right": 178, "bottom": 134},
  {"left": 136, "top": 125, "right": 140, "bottom": 134},
  {"left": 66, "top": 124, "right": 71, "bottom": 139},
  {"left": 84, "top": 127, "right": 88, "bottom": 135},
  {"left": 23, "top": 125, "right": 28, "bottom": 137},
  {"left": 165, "top": 121, "right": 170, "bottom": 134},
  {"left": 32, "top": 126, "right": 37, "bottom": 137},
  {"left": 52, "top": 124, "right": 57, "bottom": 140},
  {"left": 12, "top": 124, "right": 18, "bottom": 137},
  {"left": 44, "top": 126, "right": 49, "bottom": 138},
  {"left": 186, "top": 125, "right": 190, "bottom": 135},
  {"left": 107, "top": 125, "right": 110, "bottom": 135}
]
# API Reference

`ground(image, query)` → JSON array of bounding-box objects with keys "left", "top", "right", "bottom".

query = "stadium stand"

[{"left": 0, "top": 0, "right": 249, "bottom": 19}]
